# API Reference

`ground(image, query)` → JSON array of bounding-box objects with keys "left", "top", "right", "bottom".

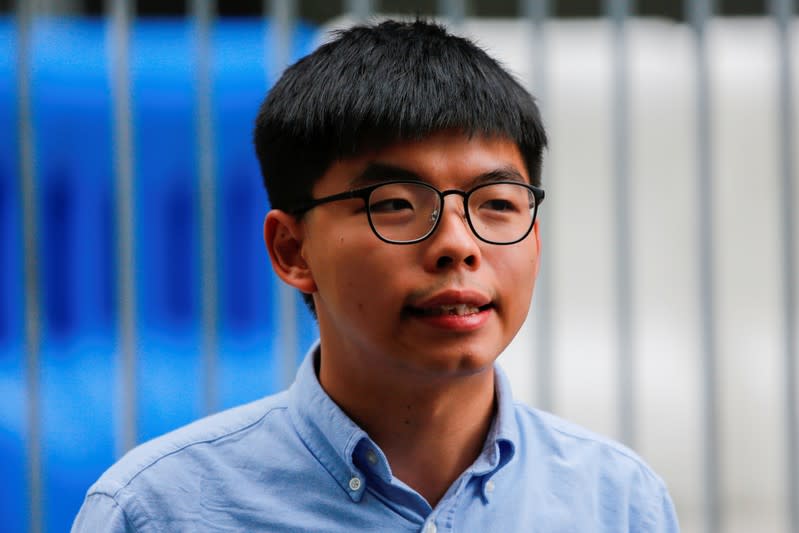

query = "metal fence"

[{"left": 5, "top": 1, "right": 797, "bottom": 532}]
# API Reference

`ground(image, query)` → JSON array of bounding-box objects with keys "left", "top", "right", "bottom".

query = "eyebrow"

[{"left": 348, "top": 162, "right": 527, "bottom": 189}]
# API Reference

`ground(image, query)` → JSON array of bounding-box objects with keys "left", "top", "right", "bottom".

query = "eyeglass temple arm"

[{"left": 290, "top": 189, "right": 363, "bottom": 215}]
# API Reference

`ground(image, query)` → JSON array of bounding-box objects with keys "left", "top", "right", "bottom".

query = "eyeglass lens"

[{"left": 367, "top": 182, "right": 535, "bottom": 243}]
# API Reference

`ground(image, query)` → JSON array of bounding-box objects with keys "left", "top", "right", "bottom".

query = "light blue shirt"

[{"left": 73, "top": 343, "right": 679, "bottom": 532}]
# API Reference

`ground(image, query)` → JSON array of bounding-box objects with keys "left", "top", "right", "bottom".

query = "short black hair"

[{"left": 254, "top": 18, "right": 547, "bottom": 314}]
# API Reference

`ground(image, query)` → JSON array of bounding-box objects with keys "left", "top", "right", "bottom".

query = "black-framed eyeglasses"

[{"left": 292, "top": 180, "right": 545, "bottom": 245}]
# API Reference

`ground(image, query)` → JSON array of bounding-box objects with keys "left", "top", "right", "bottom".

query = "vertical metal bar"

[
  {"left": 61, "top": 0, "right": 86, "bottom": 14},
  {"left": 346, "top": 0, "right": 373, "bottom": 20},
  {"left": 108, "top": 0, "right": 138, "bottom": 456},
  {"left": 16, "top": 1, "right": 43, "bottom": 531},
  {"left": 267, "top": 0, "right": 300, "bottom": 389},
  {"left": 520, "top": 0, "right": 553, "bottom": 413},
  {"left": 437, "top": 0, "right": 465, "bottom": 26},
  {"left": 604, "top": 0, "right": 634, "bottom": 448},
  {"left": 687, "top": 1, "right": 720, "bottom": 532},
  {"left": 49, "top": 0, "right": 84, "bottom": 14},
  {"left": 769, "top": 1, "right": 798, "bottom": 531},
  {"left": 39, "top": 0, "right": 53, "bottom": 16},
  {"left": 192, "top": 0, "right": 220, "bottom": 415},
  {"left": 267, "top": 0, "right": 295, "bottom": 81}
]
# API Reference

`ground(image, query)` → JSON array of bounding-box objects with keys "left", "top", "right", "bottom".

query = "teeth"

[{"left": 421, "top": 304, "right": 481, "bottom": 316}]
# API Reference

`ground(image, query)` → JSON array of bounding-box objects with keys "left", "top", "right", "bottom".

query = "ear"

[
  {"left": 264, "top": 210, "right": 317, "bottom": 294},
  {"left": 532, "top": 219, "right": 542, "bottom": 278}
]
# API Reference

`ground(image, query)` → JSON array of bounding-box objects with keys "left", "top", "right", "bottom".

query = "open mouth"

[{"left": 406, "top": 303, "right": 493, "bottom": 317}]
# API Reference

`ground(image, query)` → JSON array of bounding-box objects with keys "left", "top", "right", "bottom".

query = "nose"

[{"left": 422, "top": 195, "right": 481, "bottom": 271}]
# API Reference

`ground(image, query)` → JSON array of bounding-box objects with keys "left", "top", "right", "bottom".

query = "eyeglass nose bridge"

[
  {"left": 434, "top": 189, "right": 470, "bottom": 220},
  {"left": 424, "top": 188, "right": 473, "bottom": 238}
]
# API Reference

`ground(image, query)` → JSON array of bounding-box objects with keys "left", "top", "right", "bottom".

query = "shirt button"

[
  {"left": 348, "top": 476, "right": 362, "bottom": 491},
  {"left": 423, "top": 522, "right": 437, "bottom": 533},
  {"left": 485, "top": 480, "right": 496, "bottom": 493},
  {"left": 366, "top": 450, "right": 378, "bottom": 465}
]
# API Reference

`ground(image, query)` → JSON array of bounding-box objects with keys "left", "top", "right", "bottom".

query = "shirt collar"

[
  {"left": 470, "top": 363, "right": 518, "bottom": 476},
  {"left": 288, "top": 341, "right": 519, "bottom": 502},
  {"left": 288, "top": 341, "right": 373, "bottom": 502}
]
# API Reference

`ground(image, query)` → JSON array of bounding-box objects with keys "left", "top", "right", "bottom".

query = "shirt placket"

[{"left": 418, "top": 471, "right": 477, "bottom": 533}]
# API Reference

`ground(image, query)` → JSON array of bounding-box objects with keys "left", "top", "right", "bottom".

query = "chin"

[{"left": 400, "top": 342, "right": 501, "bottom": 378}]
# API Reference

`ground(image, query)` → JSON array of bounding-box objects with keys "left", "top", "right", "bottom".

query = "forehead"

[{"left": 313, "top": 131, "right": 529, "bottom": 196}]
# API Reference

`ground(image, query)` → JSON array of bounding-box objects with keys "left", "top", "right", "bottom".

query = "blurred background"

[{"left": 1, "top": 1, "right": 796, "bottom": 532}]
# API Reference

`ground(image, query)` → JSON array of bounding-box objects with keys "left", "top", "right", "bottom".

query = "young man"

[{"left": 74, "top": 19, "right": 679, "bottom": 532}]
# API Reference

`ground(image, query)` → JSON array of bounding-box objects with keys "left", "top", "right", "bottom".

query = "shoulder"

[
  {"left": 513, "top": 402, "right": 664, "bottom": 481},
  {"left": 510, "top": 403, "right": 679, "bottom": 531},
  {"left": 88, "top": 391, "right": 291, "bottom": 500}
]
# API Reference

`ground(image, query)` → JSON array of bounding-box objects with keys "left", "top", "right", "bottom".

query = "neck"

[{"left": 319, "top": 351, "right": 496, "bottom": 507}]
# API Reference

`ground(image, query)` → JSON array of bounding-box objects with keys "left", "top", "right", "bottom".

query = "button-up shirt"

[{"left": 73, "top": 343, "right": 679, "bottom": 532}]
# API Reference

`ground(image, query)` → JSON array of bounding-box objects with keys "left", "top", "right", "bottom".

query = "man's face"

[{"left": 296, "top": 130, "right": 540, "bottom": 379}]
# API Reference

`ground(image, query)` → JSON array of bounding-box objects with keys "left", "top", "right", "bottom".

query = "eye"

[
  {"left": 480, "top": 199, "right": 517, "bottom": 212},
  {"left": 370, "top": 198, "right": 414, "bottom": 213},
  {"left": 471, "top": 184, "right": 532, "bottom": 216},
  {"left": 478, "top": 197, "right": 524, "bottom": 214}
]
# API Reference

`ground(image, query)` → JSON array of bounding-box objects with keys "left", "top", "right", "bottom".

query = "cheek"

[
  {"left": 326, "top": 236, "right": 401, "bottom": 313},
  {"left": 499, "top": 244, "right": 538, "bottom": 282},
  {"left": 494, "top": 246, "right": 539, "bottom": 311}
]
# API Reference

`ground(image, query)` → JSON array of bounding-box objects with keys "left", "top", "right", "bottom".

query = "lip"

[
  {"left": 408, "top": 289, "right": 493, "bottom": 309},
  {"left": 408, "top": 307, "right": 492, "bottom": 331},
  {"left": 405, "top": 289, "right": 494, "bottom": 332}
]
